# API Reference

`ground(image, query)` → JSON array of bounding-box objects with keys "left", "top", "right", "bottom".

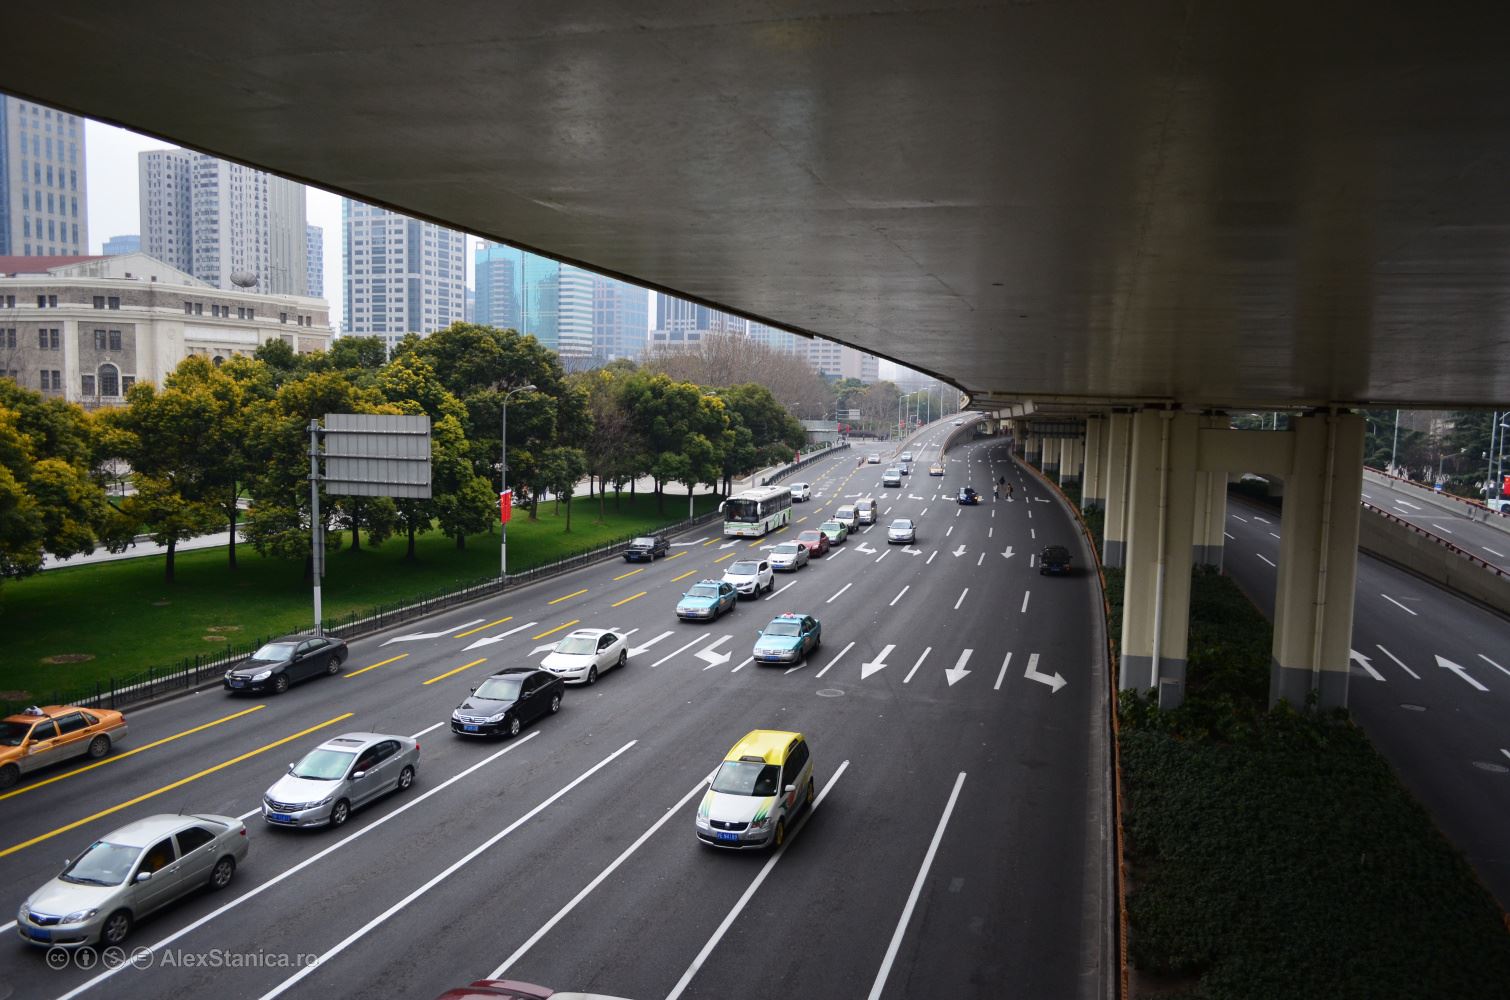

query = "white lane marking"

[
  {"left": 1230, "top": 514, "right": 1249, "bottom": 523},
  {"left": 766, "top": 581, "right": 796, "bottom": 601},
  {"left": 1503, "top": 748, "right": 1510, "bottom": 763},
  {"left": 653, "top": 633, "right": 710, "bottom": 667},
  {"left": 994, "top": 652, "right": 1012, "bottom": 691},
  {"left": 815, "top": 641, "right": 856, "bottom": 678},
  {"left": 827, "top": 582, "right": 853, "bottom": 604},
  {"left": 1375, "top": 644, "right": 1421, "bottom": 680},
  {"left": 236, "top": 807, "right": 261, "bottom": 821},
  {"left": 954, "top": 588, "right": 969, "bottom": 610},
  {"left": 1483, "top": 545, "right": 1506, "bottom": 558},
  {"left": 976, "top": 552, "right": 985, "bottom": 566},
  {"left": 1021, "top": 591, "right": 1030, "bottom": 613},
  {"left": 927, "top": 550, "right": 938, "bottom": 565},
  {"left": 1253, "top": 515, "right": 1271, "bottom": 524},
  {"left": 731, "top": 656, "right": 754, "bottom": 672},
  {"left": 1478, "top": 654, "right": 1510, "bottom": 678},
  {"left": 53, "top": 731, "right": 543, "bottom": 1000},
  {"left": 1436, "top": 655, "right": 1488, "bottom": 692},
  {"left": 865, "top": 771, "right": 967, "bottom": 1000},
  {"left": 409, "top": 720, "right": 447, "bottom": 740},
  {"left": 876, "top": 549, "right": 890, "bottom": 563},
  {"left": 920, "top": 507, "right": 929, "bottom": 518},
  {"left": 890, "top": 586, "right": 909, "bottom": 607},
  {"left": 258, "top": 741, "right": 635, "bottom": 1000},
  {"left": 488, "top": 772, "right": 716, "bottom": 977},
  {"left": 1224, "top": 532, "right": 1236, "bottom": 540},
  {"left": 1030, "top": 528, "right": 1036, "bottom": 540},
  {"left": 903, "top": 647, "right": 931, "bottom": 684},
  {"left": 1380, "top": 593, "right": 1418, "bottom": 616},
  {"left": 1257, "top": 554, "right": 1276, "bottom": 567},
  {"left": 885, "top": 506, "right": 892, "bottom": 515},
  {"left": 991, "top": 508, "right": 996, "bottom": 518},
  {"left": 665, "top": 761, "right": 851, "bottom": 1000},
  {"left": 1430, "top": 523, "right": 1454, "bottom": 535},
  {"left": 1268, "top": 531, "right": 1281, "bottom": 539},
  {"left": 1361, "top": 492, "right": 1372, "bottom": 499},
  {"left": 946, "top": 525, "right": 954, "bottom": 537},
  {"left": 1029, "top": 554, "right": 1035, "bottom": 568}
]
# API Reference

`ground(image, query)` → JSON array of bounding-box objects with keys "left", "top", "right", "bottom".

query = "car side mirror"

[
  {"left": 784, "top": 784, "right": 796, "bottom": 794},
  {"left": 469, "top": 686, "right": 477, "bottom": 692},
  {"left": 756, "top": 630, "right": 763, "bottom": 636},
  {"left": 135, "top": 870, "right": 152, "bottom": 883},
  {"left": 287, "top": 762, "right": 296, "bottom": 772},
  {"left": 352, "top": 770, "right": 366, "bottom": 779}
]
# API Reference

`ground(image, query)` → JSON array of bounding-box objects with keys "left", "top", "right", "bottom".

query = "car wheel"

[
  {"left": 87, "top": 734, "right": 111, "bottom": 759},
  {"left": 0, "top": 763, "right": 18, "bottom": 789},
  {"left": 773, "top": 819, "right": 786, "bottom": 848},
  {"left": 617, "top": 650, "right": 627, "bottom": 669},
  {"left": 806, "top": 778, "right": 815, "bottom": 806},
  {"left": 101, "top": 909, "right": 132, "bottom": 946},
  {"left": 397, "top": 765, "right": 415, "bottom": 791},
  {"left": 587, "top": 665, "right": 598, "bottom": 686},
  {"left": 549, "top": 692, "right": 562, "bottom": 714},
  {"left": 329, "top": 800, "right": 351, "bottom": 827},
  {"left": 507, "top": 716, "right": 522, "bottom": 738},
  {"left": 272, "top": 673, "right": 290, "bottom": 694},
  {"left": 326, "top": 657, "right": 341, "bottom": 676},
  {"left": 209, "top": 856, "right": 236, "bottom": 890}
]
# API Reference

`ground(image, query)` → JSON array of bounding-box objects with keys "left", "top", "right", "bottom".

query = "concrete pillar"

[
  {"left": 1041, "top": 434, "right": 1059, "bottom": 477},
  {"left": 1026, "top": 432, "right": 1042, "bottom": 468},
  {"left": 1058, "top": 436, "right": 1083, "bottom": 487},
  {"left": 1191, "top": 470, "right": 1227, "bottom": 568},
  {"left": 1013, "top": 421, "right": 1027, "bottom": 456},
  {"left": 1083, "top": 417, "right": 1107, "bottom": 509},
  {"left": 1269, "top": 413, "right": 1365, "bottom": 710},
  {"left": 1118, "top": 411, "right": 1202, "bottom": 708},
  {"left": 1102, "top": 412, "right": 1134, "bottom": 567}
]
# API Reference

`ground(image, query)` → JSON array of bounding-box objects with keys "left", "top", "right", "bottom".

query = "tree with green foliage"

[
  {"left": 571, "top": 368, "right": 646, "bottom": 521},
  {"left": 620, "top": 372, "right": 733, "bottom": 512}
]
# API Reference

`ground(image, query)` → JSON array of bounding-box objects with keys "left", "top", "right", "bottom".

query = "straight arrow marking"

[
  {"left": 1436, "top": 654, "right": 1488, "bottom": 692},
  {"left": 1349, "top": 649, "right": 1384, "bottom": 681},
  {"left": 860, "top": 644, "right": 895, "bottom": 680}
]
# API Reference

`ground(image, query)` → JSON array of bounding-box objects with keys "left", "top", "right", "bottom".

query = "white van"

[{"left": 833, "top": 504, "right": 858, "bottom": 529}]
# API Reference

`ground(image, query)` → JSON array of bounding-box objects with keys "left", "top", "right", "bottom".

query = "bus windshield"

[{"left": 724, "top": 499, "right": 762, "bottom": 523}]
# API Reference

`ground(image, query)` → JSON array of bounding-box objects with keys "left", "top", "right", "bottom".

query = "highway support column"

[
  {"left": 1058, "top": 435, "right": 1083, "bottom": 488},
  {"left": 1102, "top": 411, "right": 1134, "bottom": 567},
  {"left": 1025, "top": 431, "right": 1043, "bottom": 470},
  {"left": 1269, "top": 412, "right": 1365, "bottom": 710},
  {"left": 1118, "top": 410, "right": 1201, "bottom": 709},
  {"left": 1191, "top": 417, "right": 1228, "bottom": 568},
  {"left": 1082, "top": 416, "right": 1107, "bottom": 510}
]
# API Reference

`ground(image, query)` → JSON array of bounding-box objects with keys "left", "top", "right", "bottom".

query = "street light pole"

[
  {"left": 1390, "top": 409, "right": 1400, "bottom": 475},
  {"left": 500, "top": 383, "right": 537, "bottom": 580}
]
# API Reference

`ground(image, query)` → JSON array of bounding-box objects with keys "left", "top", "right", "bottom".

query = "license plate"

[
  {"left": 230, "top": 680, "right": 245, "bottom": 687},
  {"left": 26, "top": 926, "right": 52, "bottom": 942},
  {"left": 717, "top": 832, "right": 740, "bottom": 842},
  {"left": 464, "top": 724, "right": 479, "bottom": 732},
  {"left": 268, "top": 813, "right": 293, "bottom": 823}
]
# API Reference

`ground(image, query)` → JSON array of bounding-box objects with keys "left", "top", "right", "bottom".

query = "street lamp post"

[{"left": 500, "top": 383, "right": 537, "bottom": 579}]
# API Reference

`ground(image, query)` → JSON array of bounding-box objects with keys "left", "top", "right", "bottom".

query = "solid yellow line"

[
  {"left": 713, "top": 553, "right": 737, "bottom": 563},
  {"left": 454, "top": 616, "right": 511, "bottom": 639},
  {"left": 0, "top": 705, "right": 267, "bottom": 803},
  {"left": 611, "top": 591, "right": 647, "bottom": 608},
  {"left": 666, "top": 551, "right": 686, "bottom": 560},
  {"left": 547, "top": 588, "right": 588, "bottom": 605},
  {"left": 613, "top": 567, "right": 645, "bottom": 581},
  {"left": 346, "top": 653, "right": 408, "bottom": 678},
  {"left": 672, "top": 570, "right": 696, "bottom": 582},
  {"left": 0, "top": 713, "right": 354, "bottom": 860},
  {"left": 423, "top": 658, "right": 488, "bottom": 686},
  {"left": 702, "top": 538, "right": 717, "bottom": 547},
  {"left": 796, "top": 516, "right": 808, "bottom": 523},
  {"left": 532, "top": 619, "right": 580, "bottom": 641}
]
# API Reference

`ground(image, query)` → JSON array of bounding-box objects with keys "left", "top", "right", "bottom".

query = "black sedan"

[
  {"left": 451, "top": 668, "right": 564, "bottom": 738},
  {"left": 957, "top": 487, "right": 981, "bottom": 505},
  {"left": 224, "top": 635, "right": 348, "bottom": 694},
  {"left": 1040, "top": 545, "right": 1072, "bottom": 575},
  {"left": 624, "top": 534, "right": 670, "bottom": 561}
]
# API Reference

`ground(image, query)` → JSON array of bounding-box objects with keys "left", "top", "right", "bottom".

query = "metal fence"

[{"left": 4, "top": 506, "right": 727, "bottom": 718}]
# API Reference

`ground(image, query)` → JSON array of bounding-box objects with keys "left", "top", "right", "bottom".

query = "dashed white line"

[
  {"left": 653, "top": 633, "right": 710, "bottom": 667},
  {"left": 890, "top": 585, "right": 909, "bottom": 607},
  {"left": 1030, "top": 528, "right": 1036, "bottom": 540},
  {"left": 903, "top": 647, "right": 931, "bottom": 683},
  {"left": 815, "top": 641, "right": 856, "bottom": 678},
  {"left": 1430, "top": 523, "right": 1454, "bottom": 535},
  {"left": 767, "top": 581, "right": 795, "bottom": 601},
  {"left": 827, "top": 582, "right": 853, "bottom": 604},
  {"left": 976, "top": 553, "right": 984, "bottom": 566},
  {"left": 875, "top": 550, "right": 890, "bottom": 563},
  {"left": 988, "top": 527, "right": 993, "bottom": 538},
  {"left": 946, "top": 525, "right": 954, "bottom": 537},
  {"left": 1230, "top": 514, "right": 1249, "bottom": 523},
  {"left": 1477, "top": 654, "right": 1510, "bottom": 678},
  {"left": 994, "top": 652, "right": 1012, "bottom": 691},
  {"left": 1380, "top": 593, "right": 1417, "bottom": 616},
  {"left": 1484, "top": 545, "right": 1506, "bottom": 558},
  {"left": 1257, "top": 553, "right": 1276, "bottom": 567},
  {"left": 927, "top": 550, "right": 938, "bottom": 565},
  {"left": 954, "top": 588, "right": 969, "bottom": 610},
  {"left": 1253, "top": 515, "right": 1271, "bottom": 524},
  {"left": 1021, "top": 591, "right": 1030, "bottom": 613},
  {"left": 1223, "top": 532, "right": 1236, "bottom": 540},
  {"left": 1268, "top": 532, "right": 1281, "bottom": 539},
  {"left": 1375, "top": 644, "right": 1421, "bottom": 680},
  {"left": 920, "top": 507, "right": 929, "bottom": 518}
]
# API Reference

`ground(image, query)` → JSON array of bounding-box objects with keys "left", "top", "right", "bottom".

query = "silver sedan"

[
  {"left": 769, "top": 540, "right": 810, "bottom": 571},
  {"left": 263, "top": 731, "right": 419, "bottom": 829}
]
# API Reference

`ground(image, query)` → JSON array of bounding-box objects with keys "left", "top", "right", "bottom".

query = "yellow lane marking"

[
  {"left": 423, "top": 658, "right": 488, "bottom": 686},
  {"left": 796, "top": 516, "right": 808, "bottom": 523},
  {"left": 346, "top": 653, "right": 408, "bottom": 678},
  {"left": 0, "top": 713, "right": 354, "bottom": 860},
  {"left": 548, "top": 588, "right": 589, "bottom": 605},
  {"left": 613, "top": 567, "right": 645, "bottom": 581},
  {"left": 0, "top": 705, "right": 267, "bottom": 803},
  {"left": 532, "top": 619, "right": 581, "bottom": 641},
  {"left": 611, "top": 591, "right": 647, "bottom": 608},
  {"left": 454, "top": 616, "right": 512, "bottom": 639},
  {"left": 666, "top": 551, "right": 686, "bottom": 560},
  {"left": 672, "top": 570, "right": 697, "bottom": 582},
  {"left": 713, "top": 553, "right": 737, "bottom": 563},
  {"left": 703, "top": 538, "right": 717, "bottom": 546}
]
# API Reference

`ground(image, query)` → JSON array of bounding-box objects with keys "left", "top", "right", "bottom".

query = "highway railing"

[
  {"left": 761, "top": 441, "right": 850, "bottom": 485},
  {"left": 1363, "top": 466, "right": 1510, "bottom": 526}
]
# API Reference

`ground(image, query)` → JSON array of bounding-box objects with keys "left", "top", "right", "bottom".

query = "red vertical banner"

[{"left": 500, "top": 489, "right": 513, "bottom": 524}]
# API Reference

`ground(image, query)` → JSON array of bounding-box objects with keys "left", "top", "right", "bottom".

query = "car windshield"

[
  {"left": 61, "top": 840, "right": 140, "bottom": 887},
  {"left": 554, "top": 635, "right": 598, "bottom": 655},
  {"left": 474, "top": 676, "right": 524, "bottom": 701},
  {"left": 798, "top": 531, "right": 821, "bottom": 541},
  {"left": 0, "top": 721, "right": 33, "bottom": 746},
  {"left": 711, "top": 760, "right": 782, "bottom": 797},
  {"left": 250, "top": 642, "right": 297, "bottom": 661},
  {"left": 729, "top": 561, "right": 759, "bottom": 574},
  {"left": 836, "top": 507, "right": 854, "bottom": 516},
  {"left": 821, "top": 522, "right": 841, "bottom": 530},
  {"left": 892, "top": 520, "right": 913, "bottom": 529},
  {"left": 773, "top": 543, "right": 801, "bottom": 554},
  {"left": 687, "top": 584, "right": 720, "bottom": 599},
  {"left": 765, "top": 620, "right": 802, "bottom": 637},
  {"left": 631, "top": 537, "right": 657, "bottom": 546},
  {"left": 292, "top": 748, "right": 356, "bottom": 780}
]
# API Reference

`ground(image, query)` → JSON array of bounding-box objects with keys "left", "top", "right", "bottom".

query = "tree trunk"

[
  {"left": 406, "top": 521, "right": 417, "bottom": 560},
  {"left": 565, "top": 494, "right": 573, "bottom": 533},
  {"left": 349, "top": 503, "right": 362, "bottom": 550},
  {"left": 226, "top": 490, "right": 239, "bottom": 571},
  {"left": 455, "top": 531, "right": 465, "bottom": 550},
  {"left": 165, "top": 538, "right": 177, "bottom": 583},
  {"left": 598, "top": 487, "right": 606, "bottom": 523}
]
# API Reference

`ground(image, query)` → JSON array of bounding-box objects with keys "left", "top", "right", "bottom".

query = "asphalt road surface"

[
  {"left": 1359, "top": 476, "right": 1510, "bottom": 573},
  {"left": 0, "top": 423, "right": 1114, "bottom": 1000}
]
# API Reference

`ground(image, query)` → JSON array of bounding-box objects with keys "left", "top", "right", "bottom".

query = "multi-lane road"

[
  {"left": 0, "top": 425, "right": 1115, "bottom": 1000},
  {"left": 1359, "top": 473, "right": 1510, "bottom": 573}
]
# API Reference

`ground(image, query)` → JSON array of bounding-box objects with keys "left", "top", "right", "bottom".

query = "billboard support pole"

[{"left": 309, "top": 419, "right": 324, "bottom": 637}]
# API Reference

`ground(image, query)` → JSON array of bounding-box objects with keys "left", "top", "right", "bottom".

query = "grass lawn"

[{"left": 1, "top": 491, "right": 720, "bottom": 708}]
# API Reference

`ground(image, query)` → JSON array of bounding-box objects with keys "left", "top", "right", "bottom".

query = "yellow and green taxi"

[
  {"left": 818, "top": 519, "right": 848, "bottom": 544},
  {"left": 696, "top": 730, "right": 814, "bottom": 850}
]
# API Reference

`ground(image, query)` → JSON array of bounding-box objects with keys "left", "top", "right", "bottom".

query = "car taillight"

[
  {"left": 239, "top": 826, "right": 247, "bottom": 837},
  {"left": 415, "top": 742, "right": 420, "bottom": 754}
]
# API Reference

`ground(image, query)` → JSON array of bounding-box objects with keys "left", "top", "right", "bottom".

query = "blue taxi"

[
  {"left": 752, "top": 613, "right": 822, "bottom": 665},
  {"left": 676, "top": 580, "right": 738, "bottom": 621}
]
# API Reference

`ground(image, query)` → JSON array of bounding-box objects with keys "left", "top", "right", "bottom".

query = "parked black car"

[
  {"left": 451, "top": 668, "right": 564, "bottom": 738},
  {"left": 224, "top": 635, "right": 348, "bottom": 694},
  {"left": 624, "top": 534, "right": 670, "bottom": 561},
  {"left": 1040, "top": 545, "right": 1072, "bottom": 575}
]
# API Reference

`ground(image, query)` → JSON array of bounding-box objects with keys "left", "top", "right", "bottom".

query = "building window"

[
  {"left": 194, "top": 303, "right": 203, "bottom": 315},
  {"left": 280, "top": 312, "right": 288, "bottom": 324},
  {"left": 93, "top": 296, "right": 105, "bottom": 309},
  {"left": 81, "top": 374, "right": 95, "bottom": 396},
  {"left": 94, "top": 329, "right": 107, "bottom": 350},
  {"left": 3, "top": 296, "right": 14, "bottom": 308},
  {"left": 2, "top": 329, "right": 14, "bottom": 349},
  {"left": 185, "top": 301, "right": 193, "bottom": 314},
  {"left": 122, "top": 376, "right": 135, "bottom": 392},
  {"left": 108, "top": 296, "right": 119, "bottom": 310},
  {"left": 109, "top": 330, "right": 122, "bottom": 351},
  {"left": 98, "top": 364, "right": 120, "bottom": 397}
]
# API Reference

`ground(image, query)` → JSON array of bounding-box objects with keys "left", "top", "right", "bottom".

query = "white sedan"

[
  {"left": 540, "top": 628, "right": 627, "bottom": 685},
  {"left": 788, "top": 482, "right": 812, "bottom": 502},
  {"left": 769, "top": 541, "right": 810, "bottom": 572}
]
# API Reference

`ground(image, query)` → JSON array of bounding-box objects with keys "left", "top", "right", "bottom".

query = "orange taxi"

[{"left": 0, "top": 705, "right": 128, "bottom": 789}]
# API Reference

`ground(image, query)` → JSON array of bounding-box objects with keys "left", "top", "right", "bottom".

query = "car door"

[
  {"left": 757, "top": 561, "right": 771, "bottom": 587},
  {"left": 172, "top": 825, "right": 219, "bottom": 897},
  {"left": 368, "top": 740, "right": 402, "bottom": 792},
  {"left": 130, "top": 836, "right": 181, "bottom": 915},
  {"left": 18, "top": 718, "right": 60, "bottom": 775},
  {"left": 348, "top": 745, "right": 385, "bottom": 806},
  {"left": 597, "top": 633, "right": 617, "bottom": 670},
  {"left": 49, "top": 712, "right": 94, "bottom": 764},
  {"left": 518, "top": 674, "right": 546, "bottom": 721},
  {"left": 302, "top": 639, "right": 333, "bottom": 680}
]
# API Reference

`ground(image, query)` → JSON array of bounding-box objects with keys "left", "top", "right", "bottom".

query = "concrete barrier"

[{"left": 1357, "top": 503, "right": 1510, "bottom": 616}]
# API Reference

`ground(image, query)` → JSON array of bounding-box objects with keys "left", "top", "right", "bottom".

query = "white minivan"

[{"left": 833, "top": 504, "right": 858, "bottom": 529}]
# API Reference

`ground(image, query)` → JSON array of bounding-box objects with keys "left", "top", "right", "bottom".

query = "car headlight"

[
  {"left": 487, "top": 711, "right": 509, "bottom": 723},
  {"left": 252, "top": 669, "right": 272, "bottom": 681},
  {"left": 62, "top": 908, "right": 98, "bottom": 924},
  {"left": 18, "top": 903, "right": 28, "bottom": 922},
  {"left": 224, "top": 670, "right": 234, "bottom": 680},
  {"left": 749, "top": 817, "right": 770, "bottom": 830},
  {"left": 302, "top": 796, "right": 334, "bottom": 810},
  {"left": 696, "top": 816, "right": 711, "bottom": 829}
]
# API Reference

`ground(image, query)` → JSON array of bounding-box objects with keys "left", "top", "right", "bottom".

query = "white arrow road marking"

[
  {"left": 463, "top": 621, "right": 539, "bottom": 651},
  {"left": 952, "top": 544, "right": 966, "bottom": 557},
  {"left": 653, "top": 633, "right": 711, "bottom": 667},
  {"left": 1436, "top": 654, "right": 1488, "bottom": 691},
  {"left": 1375, "top": 644, "right": 1421, "bottom": 679},
  {"left": 855, "top": 541, "right": 878, "bottom": 554},
  {"left": 944, "top": 649, "right": 973, "bottom": 686},
  {"left": 1477, "top": 654, "right": 1510, "bottom": 678},
  {"left": 1021, "top": 591, "right": 1030, "bottom": 613},
  {"left": 827, "top": 582, "right": 852, "bottom": 603},
  {"left": 861, "top": 644, "right": 895, "bottom": 680},
  {"left": 994, "top": 652, "right": 1012, "bottom": 691},
  {"left": 766, "top": 581, "right": 795, "bottom": 601},
  {"left": 531, "top": 643, "right": 556, "bottom": 655},
  {"left": 815, "top": 641, "right": 856, "bottom": 678},
  {"left": 1350, "top": 649, "right": 1384, "bottom": 681},
  {"left": 671, "top": 537, "right": 710, "bottom": 547},
  {"left": 720, "top": 540, "right": 741, "bottom": 549},
  {"left": 902, "top": 546, "right": 922, "bottom": 556},
  {"left": 629, "top": 631, "right": 674, "bottom": 657},
  {"left": 1000, "top": 546, "right": 1015, "bottom": 559},
  {"left": 697, "top": 635, "right": 734, "bottom": 670},
  {"left": 1380, "top": 593, "right": 1417, "bottom": 615},
  {"left": 1024, "top": 652, "right": 1067, "bottom": 693},
  {"left": 383, "top": 619, "right": 486, "bottom": 645}
]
